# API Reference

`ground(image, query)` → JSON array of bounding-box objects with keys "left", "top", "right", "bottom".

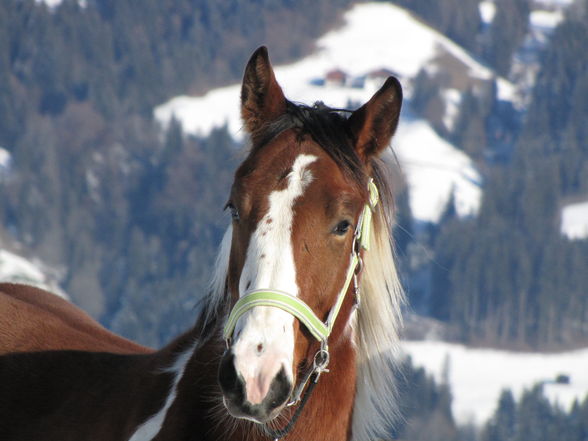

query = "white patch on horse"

[
  {"left": 232, "top": 153, "right": 317, "bottom": 403},
  {"left": 237, "top": 153, "right": 316, "bottom": 296},
  {"left": 128, "top": 341, "right": 198, "bottom": 441}
]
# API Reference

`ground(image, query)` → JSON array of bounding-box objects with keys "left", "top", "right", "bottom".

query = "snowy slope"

[
  {"left": 155, "top": 2, "right": 485, "bottom": 223},
  {"left": 403, "top": 340, "right": 588, "bottom": 425},
  {"left": 0, "top": 249, "right": 68, "bottom": 299},
  {"left": 1, "top": 149, "right": 67, "bottom": 295},
  {"left": 561, "top": 201, "right": 588, "bottom": 240},
  {"left": 395, "top": 118, "right": 481, "bottom": 221}
]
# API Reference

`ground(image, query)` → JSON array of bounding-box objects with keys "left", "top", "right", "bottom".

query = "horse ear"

[
  {"left": 347, "top": 77, "right": 403, "bottom": 162},
  {"left": 241, "top": 46, "right": 287, "bottom": 142}
]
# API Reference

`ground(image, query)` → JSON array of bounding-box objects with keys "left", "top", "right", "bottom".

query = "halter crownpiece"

[{"left": 222, "top": 178, "right": 379, "bottom": 345}]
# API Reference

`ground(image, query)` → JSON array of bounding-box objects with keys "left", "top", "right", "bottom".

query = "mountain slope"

[{"left": 155, "top": 2, "right": 490, "bottom": 223}]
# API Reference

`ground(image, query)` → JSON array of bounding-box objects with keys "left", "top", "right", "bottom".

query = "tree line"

[
  {"left": 0, "top": 0, "right": 352, "bottom": 345},
  {"left": 401, "top": 0, "right": 588, "bottom": 349}
]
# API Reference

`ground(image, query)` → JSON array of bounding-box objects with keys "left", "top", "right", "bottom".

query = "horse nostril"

[
  {"left": 264, "top": 366, "right": 292, "bottom": 410},
  {"left": 256, "top": 343, "right": 264, "bottom": 355},
  {"left": 218, "top": 352, "right": 245, "bottom": 404}
]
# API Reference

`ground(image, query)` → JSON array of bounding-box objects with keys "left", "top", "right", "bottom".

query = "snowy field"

[
  {"left": 155, "top": 2, "right": 486, "bottom": 223},
  {"left": 403, "top": 340, "right": 588, "bottom": 425}
]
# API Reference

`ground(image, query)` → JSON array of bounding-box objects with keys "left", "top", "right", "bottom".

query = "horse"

[{"left": 0, "top": 46, "right": 404, "bottom": 441}]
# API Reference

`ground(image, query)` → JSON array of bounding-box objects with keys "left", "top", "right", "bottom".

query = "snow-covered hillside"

[
  {"left": 0, "top": 249, "right": 67, "bottom": 299},
  {"left": 2, "top": 149, "right": 64, "bottom": 293},
  {"left": 403, "top": 340, "right": 588, "bottom": 425},
  {"left": 155, "top": 2, "right": 487, "bottom": 223}
]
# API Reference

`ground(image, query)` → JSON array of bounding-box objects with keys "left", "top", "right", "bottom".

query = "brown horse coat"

[{"left": 0, "top": 283, "right": 150, "bottom": 354}]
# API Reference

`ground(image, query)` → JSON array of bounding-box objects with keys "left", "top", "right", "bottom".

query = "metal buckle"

[{"left": 312, "top": 345, "right": 330, "bottom": 383}]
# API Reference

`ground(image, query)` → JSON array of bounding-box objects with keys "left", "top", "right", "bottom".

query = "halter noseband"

[{"left": 223, "top": 178, "right": 378, "bottom": 347}]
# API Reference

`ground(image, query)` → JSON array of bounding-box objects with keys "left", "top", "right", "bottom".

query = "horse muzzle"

[{"left": 218, "top": 350, "right": 293, "bottom": 423}]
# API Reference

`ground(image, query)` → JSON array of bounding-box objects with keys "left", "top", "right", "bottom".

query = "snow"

[
  {"left": 35, "top": 0, "right": 87, "bottom": 9},
  {"left": 0, "top": 249, "right": 68, "bottom": 299},
  {"left": 535, "top": 0, "right": 576, "bottom": 8},
  {"left": 496, "top": 77, "right": 518, "bottom": 103},
  {"left": 402, "top": 340, "right": 588, "bottom": 426},
  {"left": 530, "top": 9, "right": 565, "bottom": 30},
  {"left": 35, "top": 0, "right": 63, "bottom": 6},
  {"left": 0, "top": 148, "right": 9, "bottom": 167},
  {"left": 155, "top": 2, "right": 486, "bottom": 224},
  {"left": 561, "top": 201, "right": 588, "bottom": 240},
  {"left": 0, "top": 148, "right": 13, "bottom": 183},
  {"left": 156, "top": 85, "right": 242, "bottom": 139},
  {"left": 0, "top": 148, "right": 10, "bottom": 178},
  {"left": 0, "top": 250, "right": 47, "bottom": 284},
  {"left": 479, "top": 1, "right": 496, "bottom": 24},
  {"left": 394, "top": 118, "right": 481, "bottom": 222}
]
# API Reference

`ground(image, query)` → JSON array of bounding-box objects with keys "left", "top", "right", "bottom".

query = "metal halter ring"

[{"left": 313, "top": 348, "right": 330, "bottom": 371}]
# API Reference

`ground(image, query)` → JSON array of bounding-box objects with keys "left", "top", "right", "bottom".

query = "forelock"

[{"left": 252, "top": 101, "right": 366, "bottom": 185}]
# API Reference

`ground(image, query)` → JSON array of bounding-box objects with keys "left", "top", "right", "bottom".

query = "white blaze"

[{"left": 232, "top": 153, "right": 317, "bottom": 404}]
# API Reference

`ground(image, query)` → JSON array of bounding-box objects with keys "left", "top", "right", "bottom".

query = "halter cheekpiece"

[{"left": 222, "top": 179, "right": 379, "bottom": 440}]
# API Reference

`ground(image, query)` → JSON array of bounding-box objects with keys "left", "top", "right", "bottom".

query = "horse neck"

[{"left": 111, "top": 324, "right": 208, "bottom": 441}]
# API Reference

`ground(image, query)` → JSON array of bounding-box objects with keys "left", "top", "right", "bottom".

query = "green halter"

[{"left": 223, "top": 179, "right": 379, "bottom": 345}]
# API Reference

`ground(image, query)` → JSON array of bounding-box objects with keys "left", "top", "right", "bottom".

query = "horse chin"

[{"left": 222, "top": 396, "right": 287, "bottom": 424}]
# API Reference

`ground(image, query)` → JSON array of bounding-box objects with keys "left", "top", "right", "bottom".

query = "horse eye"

[
  {"left": 225, "top": 203, "right": 240, "bottom": 222},
  {"left": 333, "top": 220, "right": 351, "bottom": 236}
]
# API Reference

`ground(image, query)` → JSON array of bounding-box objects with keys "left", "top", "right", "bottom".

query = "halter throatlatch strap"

[{"left": 222, "top": 179, "right": 379, "bottom": 345}]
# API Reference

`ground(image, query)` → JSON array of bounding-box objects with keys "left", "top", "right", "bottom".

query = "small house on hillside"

[{"left": 325, "top": 69, "right": 348, "bottom": 87}]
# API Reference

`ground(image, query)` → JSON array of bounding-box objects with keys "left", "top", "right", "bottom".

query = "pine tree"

[
  {"left": 483, "top": 0, "right": 530, "bottom": 76},
  {"left": 482, "top": 389, "right": 516, "bottom": 441}
]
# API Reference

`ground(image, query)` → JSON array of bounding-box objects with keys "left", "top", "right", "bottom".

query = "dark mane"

[{"left": 257, "top": 101, "right": 365, "bottom": 183}]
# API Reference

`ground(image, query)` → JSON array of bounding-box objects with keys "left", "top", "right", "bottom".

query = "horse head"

[{"left": 218, "top": 46, "right": 402, "bottom": 425}]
